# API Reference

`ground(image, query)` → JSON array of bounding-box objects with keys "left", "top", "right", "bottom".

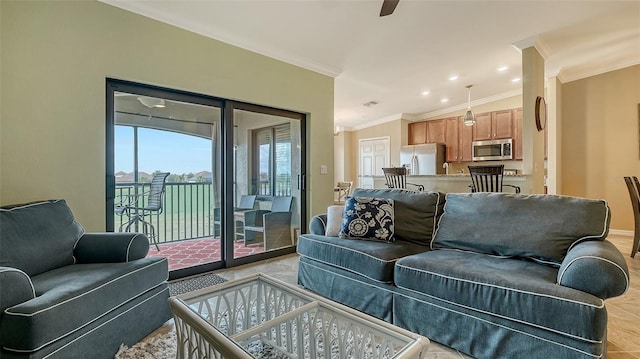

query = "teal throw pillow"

[{"left": 340, "top": 197, "right": 395, "bottom": 242}]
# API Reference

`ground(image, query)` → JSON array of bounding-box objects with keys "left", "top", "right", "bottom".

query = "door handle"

[{"left": 299, "top": 174, "right": 306, "bottom": 191}]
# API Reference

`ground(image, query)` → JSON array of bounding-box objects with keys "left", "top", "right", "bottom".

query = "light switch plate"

[{"left": 320, "top": 165, "right": 328, "bottom": 174}]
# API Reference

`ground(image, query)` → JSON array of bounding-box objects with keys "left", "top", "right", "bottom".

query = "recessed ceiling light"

[
  {"left": 441, "top": 98, "right": 449, "bottom": 103},
  {"left": 421, "top": 91, "right": 430, "bottom": 96},
  {"left": 497, "top": 66, "right": 509, "bottom": 72},
  {"left": 449, "top": 75, "right": 459, "bottom": 81},
  {"left": 511, "top": 77, "right": 521, "bottom": 83}
]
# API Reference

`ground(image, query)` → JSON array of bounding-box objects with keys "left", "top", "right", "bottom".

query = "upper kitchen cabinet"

[
  {"left": 459, "top": 120, "right": 473, "bottom": 162},
  {"left": 444, "top": 117, "right": 459, "bottom": 162},
  {"left": 408, "top": 121, "right": 427, "bottom": 144},
  {"left": 493, "top": 110, "right": 513, "bottom": 139},
  {"left": 426, "top": 119, "right": 446, "bottom": 144},
  {"left": 472, "top": 110, "right": 513, "bottom": 141},
  {"left": 471, "top": 112, "right": 492, "bottom": 140},
  {"left": 444, "top": 117, "right": 473, "bottom": 163}
]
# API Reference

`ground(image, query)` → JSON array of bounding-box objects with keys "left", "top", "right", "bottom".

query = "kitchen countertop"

[
  {"left": 359, "top": 173, "right": 532, "bottom": 193},
  {"left": 361, "top": 174, "right": 527, "bottom": 178}
]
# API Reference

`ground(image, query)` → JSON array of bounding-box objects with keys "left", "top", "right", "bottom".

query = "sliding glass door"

[
  {"left": 106, "top": 80, "right": 305, "bottom": 278},
  {"left": 226, "top": 103, "right": 304, "bottom": 266}
]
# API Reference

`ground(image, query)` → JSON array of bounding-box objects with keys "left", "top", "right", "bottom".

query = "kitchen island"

[{"left": 362, "top": 174, "right": 531, "bottom": 194}]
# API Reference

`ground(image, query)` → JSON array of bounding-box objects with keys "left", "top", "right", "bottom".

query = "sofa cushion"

[
  {"left": 325, "top": 205, "right": 344, "bottom": 237},
  {"left": 0, "top": 200, "right": 84, "bottom": 276},
  {"left": 1, "top": 257, "right": 168, "bottom": 352},
  {"left": 340, "top": 197, "right": 395, "bottom": 242},
  {"left": 297, "top": 234, "right": 427, "bottom": 283},
  {"left": 395, "top": 250, "right": 607, "bottom": 343},
  {"left": 431, "top": 193, "right": 610, "bottom": 266},
  {"left": 350, "top": 188, "right": 444, "bottom": 245}
]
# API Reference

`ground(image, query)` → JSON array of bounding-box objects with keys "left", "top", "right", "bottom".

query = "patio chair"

[
  {"left": 468, "top": 165, "right": 520, "bottom": 194},
  {"left": 382, "top": 167, "right": 424, "bottom": 191},
  {"left": 213, "top": 195, "right": 257, "bottom": 238},
  {"left": 243, "top": 196, "right": 293, "bottom": 251},
  {"left": 115, "top": 172, "right": 170, "bottom": 251}
]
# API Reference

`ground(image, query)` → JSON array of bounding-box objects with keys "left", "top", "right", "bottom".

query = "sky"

[{"left": 115, "top": 126, "right": 212, "bottom": 175}]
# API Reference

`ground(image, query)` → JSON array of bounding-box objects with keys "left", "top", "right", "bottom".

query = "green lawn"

[{"left": 115, "top": 183, "right": 217, "bottom": 243}]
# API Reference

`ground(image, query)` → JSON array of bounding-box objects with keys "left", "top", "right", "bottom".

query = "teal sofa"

[
  {"left": 297, "top": 189, "right": 629, "bottom": 359},
  {"left": 0, "top": 200, "right": 170, "bottom": 359}
]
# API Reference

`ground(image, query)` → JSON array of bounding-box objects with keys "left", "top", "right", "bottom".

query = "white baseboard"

[{"left": 609, "top": 229, "right": 633, "bottom": 237}]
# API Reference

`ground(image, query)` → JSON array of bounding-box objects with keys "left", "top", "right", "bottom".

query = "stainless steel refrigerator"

[{"left": 400, "top": 143, "right": 446, "bottom": 175}]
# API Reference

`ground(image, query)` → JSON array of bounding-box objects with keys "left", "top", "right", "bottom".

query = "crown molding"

[
  {"left": 350, "top": 113, "right": 410, "bottom": 131},
  {"left": 411, "top": 89, "right": 523, "bottom": 121},
  {"left": 512, "top": 36, "right": 551, "bottom": 60},
  {"left": 347, "top": 89, "right": 524, "bottom": 130},
  {"left": 558, "top": 58, "right": 640, "bottom": 84},
  {"left": 100, "top": 1, "right": 342, "bottom": 77}
]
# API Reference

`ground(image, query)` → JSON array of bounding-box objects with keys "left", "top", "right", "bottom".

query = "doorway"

[
  {"left": 358, "top": 137, "right": 389, "bottom": 188},
  {"left": 106, "top": 79, "right": 306, "bottom": 279}
]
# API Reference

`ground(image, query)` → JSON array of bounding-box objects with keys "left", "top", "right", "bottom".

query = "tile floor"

[
  {"left": 604, "top": 235, "right": 640, "bottom": 359},
  {"left": 148, "top": 237, "right": 266, "bottom": 271},
  {"left": 152, "top": 234, "right": 640, "bottom": 358}
]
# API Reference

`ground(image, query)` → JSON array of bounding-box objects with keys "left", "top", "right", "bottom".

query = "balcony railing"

[
  {"left": 115, "top": 182, "right": 214, "bottom": 244},
  {"left": 258, "top": 175, "right": 292, "bottom": 196}
]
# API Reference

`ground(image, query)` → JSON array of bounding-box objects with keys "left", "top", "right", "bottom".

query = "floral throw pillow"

[{"left": 339, "top": 197, "right": 395, "bottom": 242}]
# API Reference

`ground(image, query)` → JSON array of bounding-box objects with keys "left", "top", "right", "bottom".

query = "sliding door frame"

[
  {"left": 106, "top": 79, "right": 307, "bottom": 278},
  {"left": 223, "top": 101, "right": 306, "bottom": 268}
]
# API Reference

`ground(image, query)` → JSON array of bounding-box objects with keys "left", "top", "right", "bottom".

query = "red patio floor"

[{"left": 147, "top": 237, "right": 265, "bottom": 271}]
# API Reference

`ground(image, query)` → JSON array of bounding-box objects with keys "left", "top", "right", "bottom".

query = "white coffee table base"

[{"left": 169, "top": 273, "right": 429, "bottom": 359}]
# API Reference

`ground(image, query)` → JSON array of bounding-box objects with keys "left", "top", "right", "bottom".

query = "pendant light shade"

[{"left": 463, "top": 85, "right": 475, "bottom": 126}]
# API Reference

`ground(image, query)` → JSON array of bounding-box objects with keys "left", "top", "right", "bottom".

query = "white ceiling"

[{"left": 102, "top": 0, "right": 640, "bottom": 130}]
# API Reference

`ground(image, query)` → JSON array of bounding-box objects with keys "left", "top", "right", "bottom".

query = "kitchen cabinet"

[
  {"left": 459, "top": 120, "right": 473, "bottom": 162},
  {"left": 513, "top": 108, "right": 523, "bottom": 160},
  {"left": 493, "top": 110, "right": 513, "bottom": 139},
  {"left": 472, "top": 110, "right": 513, "bottom": 141},
  {"left": 426, "top": 119, "right": 446, "bottom": 144},
  {"left": 471, "top": 112, "right": 492, "bottom": 140},
  {"left": 407, "top": 108, "right": 520, "bottom": 162},
  {"left": 408, "top": 122, "right": 427, "bottom": 144},
  {"left": 444, "top": 117, "right": 459, "bottom": 162},
  {"left": 442, "top": 117, "right": 473, "bottom": 163}
]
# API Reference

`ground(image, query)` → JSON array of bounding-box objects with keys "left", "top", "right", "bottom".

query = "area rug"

[
  {"left": 115, "top": 274, "right": 227, "bottom": 358},
  {"left": 115, "top": 331, "right": 176, "bottom": 359},
  {"left": 168, "top": 272, "right": 228, "bottom": 296}
]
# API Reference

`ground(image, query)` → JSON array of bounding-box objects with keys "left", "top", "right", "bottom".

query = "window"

[{"left": 252, "top": 124, "right": 291, "bottom": 196}]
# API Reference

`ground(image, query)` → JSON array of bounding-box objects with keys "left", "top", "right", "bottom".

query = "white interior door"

[{"left": 359, "top": 137, "right": 389, "bottom": 188}]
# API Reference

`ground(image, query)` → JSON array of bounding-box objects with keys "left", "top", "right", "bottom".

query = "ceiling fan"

[{"left": 380, "top": 0, "right": 399, "bottom": 17}]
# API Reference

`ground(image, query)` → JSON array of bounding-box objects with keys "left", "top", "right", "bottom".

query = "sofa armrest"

[
  {"left": 309, "top": 214, "right": 328, "bottom": 235},
  {"left": 0, "top": 267, "right": 35, "bottom": 314},
  {"left": 74, "top": 232, "right": 149, "bottom": 263},
  {"left": 558, "top": 240, "right": 629, "bottom": 299}
]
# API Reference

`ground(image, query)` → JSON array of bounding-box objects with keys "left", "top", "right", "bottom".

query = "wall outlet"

[{"left": 320, "top": 165, "right": 328, "bottom": 174}]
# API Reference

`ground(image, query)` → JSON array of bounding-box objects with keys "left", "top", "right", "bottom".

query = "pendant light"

[{"left": 463, "top": 85, "right": 475, "bottom": 126}]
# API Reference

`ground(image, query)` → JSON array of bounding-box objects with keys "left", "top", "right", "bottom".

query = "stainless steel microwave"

[{"left": 472, "top": 139, "right": 513, "bottom": 161}]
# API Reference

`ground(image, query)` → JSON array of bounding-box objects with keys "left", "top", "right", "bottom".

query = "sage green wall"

[{"left": 0, "top": 1, "right": 334, "bottom": 230}]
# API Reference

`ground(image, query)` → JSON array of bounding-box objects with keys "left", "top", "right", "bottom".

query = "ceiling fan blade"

[{"left": 380, "top": 0, "right": 399, "bottom": 16}]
